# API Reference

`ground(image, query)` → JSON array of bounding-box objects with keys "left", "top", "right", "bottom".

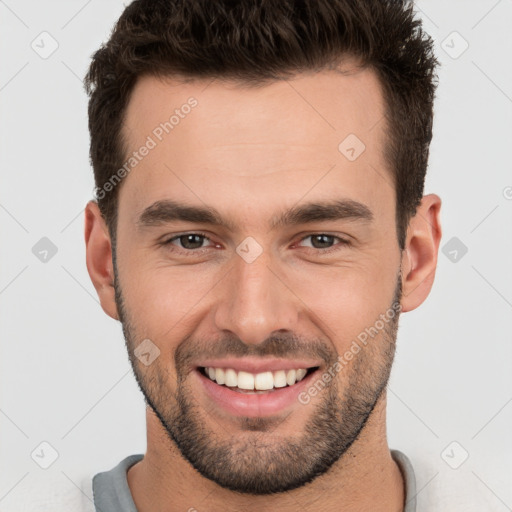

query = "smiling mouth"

[{"left": 198, "top": 366, "right": 320, "bottom": 394}]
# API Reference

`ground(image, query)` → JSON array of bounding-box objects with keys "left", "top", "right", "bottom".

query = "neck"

[{"left": 127, "top": 391, "right": 404, "bottom": 512}]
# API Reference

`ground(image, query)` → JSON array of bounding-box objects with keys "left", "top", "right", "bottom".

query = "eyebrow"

[{"left": 136, "top": 198, "right": 373, "bottom": 231}]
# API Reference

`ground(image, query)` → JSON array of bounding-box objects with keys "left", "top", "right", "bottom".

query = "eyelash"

[{"left": 160, "top": 232, "right": 351, "bottom": 256}]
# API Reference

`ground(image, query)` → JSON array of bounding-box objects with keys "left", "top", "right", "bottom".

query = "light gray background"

[{"left": 1, "top": 0, "right": 511, "bottom": 509}]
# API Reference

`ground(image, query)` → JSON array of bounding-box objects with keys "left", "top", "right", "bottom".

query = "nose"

[{"left": 213, "top": 247, "right": 299, "bottom": 346}]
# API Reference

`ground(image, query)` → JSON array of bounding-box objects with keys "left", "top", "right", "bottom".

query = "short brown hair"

[{"left": 84, "top": 0, "right": 438, "bottom": 249}]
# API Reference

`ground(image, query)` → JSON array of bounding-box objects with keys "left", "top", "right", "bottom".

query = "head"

[{"left": 84, "top": 0, "right": 441, "bottom": 496}]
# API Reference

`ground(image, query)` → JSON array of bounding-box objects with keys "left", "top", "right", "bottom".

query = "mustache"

[{"left": 175, "top": 331, "right": 336, "bottom": 373}]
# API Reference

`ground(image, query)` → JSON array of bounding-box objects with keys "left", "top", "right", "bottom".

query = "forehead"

[
  {"left": 123, "top": 64, "right": 386, "bottom": 148},
  {"left": 118, "top": 64, "right": 392, "bottom": 226}
]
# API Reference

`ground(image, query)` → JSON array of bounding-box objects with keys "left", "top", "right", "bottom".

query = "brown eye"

[
  {"left": 296, "top": 234, "right": 350, "bottom": 254},
  {"left": 175, "top": 234, "right": 206, "bottom": 250},
  {"left": 309, "top": 234, "right": 336, "bottom": 249},
  {"left": 162, "top": 232, "right": 215, "bottom": 253}
]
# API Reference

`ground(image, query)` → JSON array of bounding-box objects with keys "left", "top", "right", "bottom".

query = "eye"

[
  {"left": 159, "top": 232, "right": 351, "bottom": 257},
  {"left": 161, "top": 232, "right": 216, "bottom": 253},
  {"left": 296, "top": 234, "right": 351, "bottom": 254}
]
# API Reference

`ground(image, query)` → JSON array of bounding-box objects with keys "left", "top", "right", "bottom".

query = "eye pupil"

[
  {"left": 180, "top": 234, "right": 204, "bottom": 249},
  {"left": 311, "top": 234, "right": 334, "bottom": 249}
]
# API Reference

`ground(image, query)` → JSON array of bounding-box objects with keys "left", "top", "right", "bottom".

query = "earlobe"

[
  {"left": 84, "top": 200, "right": 120, "bottom": 321},
  {"left": 400, "top": 194, "right": 442, "bottom": 313}
]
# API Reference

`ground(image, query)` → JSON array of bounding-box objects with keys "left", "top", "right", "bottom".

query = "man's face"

[{"left": 112, "top": 65, "right": 403, "bottom": 494}]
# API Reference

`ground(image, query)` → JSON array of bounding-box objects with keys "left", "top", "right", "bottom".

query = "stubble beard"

[{"left": 113, "top": 254, "right": 402, "bottom": 495}]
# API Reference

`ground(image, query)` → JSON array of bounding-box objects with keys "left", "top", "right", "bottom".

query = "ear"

[
  {"left": 84, "top": 200, "right": 119, "bottom": 320},
  {"left": 400, "top": 194, "right": 442, "bottom": 312}
]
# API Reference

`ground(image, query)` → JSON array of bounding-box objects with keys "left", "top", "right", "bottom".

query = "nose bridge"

[{"left": 214, "top": 246, "right": 297, "bottom": 345}]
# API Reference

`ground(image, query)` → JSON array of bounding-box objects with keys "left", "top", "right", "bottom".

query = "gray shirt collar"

[{"left": 93, "top": 450, "right": 417, "bottom": 512}]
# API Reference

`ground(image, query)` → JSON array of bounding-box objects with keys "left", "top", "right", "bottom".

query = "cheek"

[
  {"left": 119, "top": 236, "right": 399, "bottom": 353},
  {"left": 292, "top": 261, "right": 398, "bottom": 351},
  {"left": 120, "top": 257, "right": 222, "bottom": 332}
]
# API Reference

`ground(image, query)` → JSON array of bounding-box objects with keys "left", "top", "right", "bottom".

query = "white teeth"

[
  {"left": 215, "top": 368, "right": 225, "bottom": 385},
  {"left": 296, "top": 368, "right": 307, "bottom": 381},
  {"left": 237, "top": 371, "right": 255, "bottom": 390},
  {"left": 286, "top": 369, "right": 296, "bottom": 386},
  {"left": 224, "top": 368, "right": 237, "bottom": 387},
  {"left": 273, "top": 370, "right": 287, "bottom": 388},
  {"left": 203, "top": 366, "right": 313, "bottom": 390},
  {"left": 254, "top": 371, "right": 274, "bottom": 390}
]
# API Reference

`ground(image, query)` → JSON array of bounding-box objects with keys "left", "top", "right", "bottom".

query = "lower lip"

[{"left": 195, "top": 368, "right": 318, "bottom": 418}]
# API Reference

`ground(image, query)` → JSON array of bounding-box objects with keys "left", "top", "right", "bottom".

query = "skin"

[{"left": 85, "top": 60, "right": 442, "bottom": 512}]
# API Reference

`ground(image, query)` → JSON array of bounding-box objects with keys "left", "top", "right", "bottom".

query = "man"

[{"left": 83, "top": 1, "right": 442, "bottom": 510}]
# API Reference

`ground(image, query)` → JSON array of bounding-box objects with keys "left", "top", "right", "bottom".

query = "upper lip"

[{"left": 195, "top": 357, "right": 321, "bottom": 374}]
